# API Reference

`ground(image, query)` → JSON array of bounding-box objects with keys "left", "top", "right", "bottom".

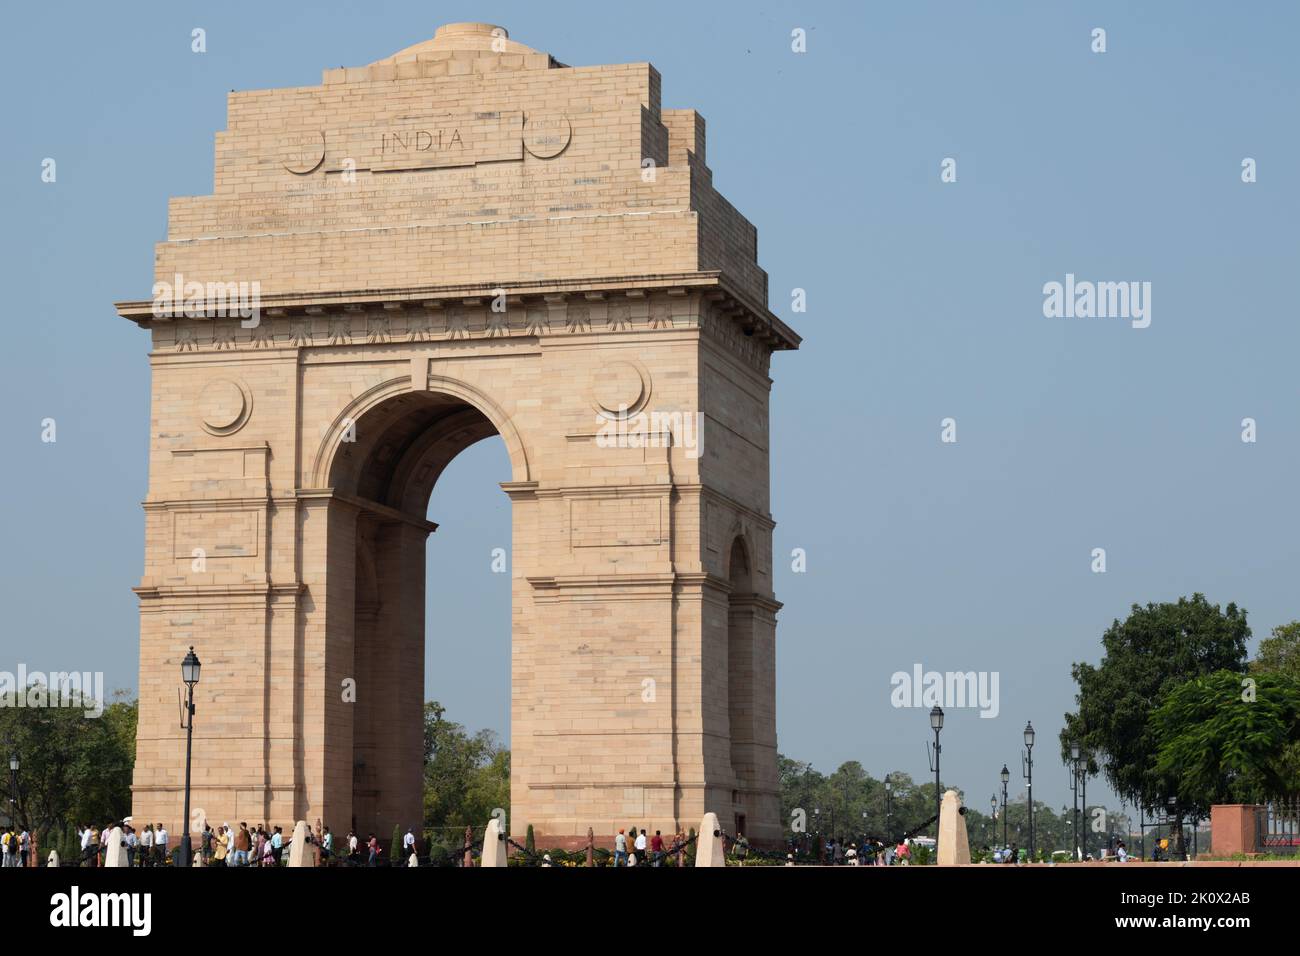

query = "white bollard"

[
  {"left": 937, "top": 790, "right": 971, "bottom": 866},
  {"left": 480, "top": 818, "right": 507, "bottom": 867},
  {"left": 103, "top": 827, "right": 128, "bottom": 867},
  {"left": 694, "top": 813, "right": 726, "bottom": 867},
  {"left": 287, "top": 820, "right": 317, "bottom": 867}
]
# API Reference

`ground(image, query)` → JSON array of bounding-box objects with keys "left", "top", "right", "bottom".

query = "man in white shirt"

[
  {"left": 155, "top": 823, "right": 169, "bottom": 866},
  {"left": 404, "top": 827, "right": 416, "bottom": 858},
  {"left": 140, "top": 824, "right": 154, "bottom": 867},
  {"left": 634, "top": 829, "right": 647, "bottom": 860},
  {"left": 80, "top": 824, "right": 94, "bottom": 866},
  {"left": 125, "top": 827, "right": 138, "bottom": 867}
]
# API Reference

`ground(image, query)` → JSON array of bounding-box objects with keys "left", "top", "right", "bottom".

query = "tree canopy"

[
  {"left": 422, "top": 700, "right": 509, "bottom": 841},
  {"left": 0, "top": 691, "right": 136, "bottom": 840},
  {"left": 1153, "top": 669, "right": 1300, "bottom": 808},
  {"left": 1062, "top": 593, "right": 1249, "bottom": 810}
]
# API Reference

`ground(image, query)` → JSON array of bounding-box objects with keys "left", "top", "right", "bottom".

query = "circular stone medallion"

[
  {"left": 523, "top": 113, "right": 572, "bottom": 159},
  {"left": 281, "top": 130, "right": 326, "bottom": 174},
  {"left": 593, "top": 361, "right": 648, "bottom": 417},
  {"left": 199, "top": 378, "right": 251, "bottom": 435}
]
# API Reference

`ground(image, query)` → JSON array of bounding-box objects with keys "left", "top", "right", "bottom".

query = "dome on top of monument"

[{"left": 370, "top": 23, "right": 546, "bottom": 65}]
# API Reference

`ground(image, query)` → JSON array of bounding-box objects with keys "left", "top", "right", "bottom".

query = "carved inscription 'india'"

[
  {"left": 381, "top": 128, "right": 465, "bottom": 155},
  {"left": 331, "top": 110, "right": 525, "bottom": 172}
]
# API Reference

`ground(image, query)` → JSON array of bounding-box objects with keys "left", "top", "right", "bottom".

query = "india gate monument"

[{"left": 115, "top": 23, "right": 799, "bottom": 848}]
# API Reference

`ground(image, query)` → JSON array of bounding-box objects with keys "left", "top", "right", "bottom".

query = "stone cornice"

[
  {"left": 295, "top": 488, "right": 439, "bottom": 533},
  {"left": 525, "top": 570, "right": 780, "bottom": 613},
  {"left": 499, "top": 480, "right": 539, "bottom": 501},
  {"left": 533, "top": 482, "right": 673, "bottom": 500},
  {"left": 114, "top": 270, "right": 800, "bottom": 352},
  {"left": 133, "top": 581, "right": 304, "bottom": 601},
  {"left": 684, "top": 572, "right": 782, "bottom": 611}
]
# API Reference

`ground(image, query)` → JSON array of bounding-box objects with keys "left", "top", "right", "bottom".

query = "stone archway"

[
  {"left": 319, "top": 383, "right": 516, "bottom": 842},
  {"left": 117, "top": 22, "right": 799, "bottom": 848}
]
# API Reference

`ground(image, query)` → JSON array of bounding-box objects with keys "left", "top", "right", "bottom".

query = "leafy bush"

[{"left": 427, "top": 843, "right": 451, "bottom": 867}]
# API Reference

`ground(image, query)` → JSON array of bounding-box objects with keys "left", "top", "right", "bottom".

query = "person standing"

[
  {"left": 139, "top": 824, "right": 153, "bottom": 867},
  {"left": 734, "top": 832, "right": 750, "bottom": 861},
  {"left": 235, "top": 822, "right": 251, "bottom": 867},
  {"left": 649, "top": 830, "right": 664, "bottom": 866},
  {"left": 674, "top": 828, "right": 686, "bottom": 867},
  {"left": 125, "top": 826, "right": 137, "bottom": 867},
  {"left": 366, "top": 833, "right": 379, "bottom": 866},
  {"left": 87, "top": 824, "right": 100, "bottom": 867},
  {"left": 271, "top": 826, "right": 284, "bottom": 865},
  {"left": 347, "top": 830, "right": 358, "bottom": 864},
  {"left": 403, "top": 826, "right": 416, "bottom": 860},
  {"left": 155, "top": 823, "right": 169, "bottom": 866},
  {"left": 321, "top": 827, "right": 333, "bottom": 865},
  {"left": 613, "top": 828, "right": 627, "bottom": 867},
  {"left": 634, "top": 828, "right": 647, "bottom": 863},
  {"left": 199, "top": 825, "right": 213, "bottom": 867}
]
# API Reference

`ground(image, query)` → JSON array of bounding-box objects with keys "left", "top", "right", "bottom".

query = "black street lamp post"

[
  {"left": 1167, "top": 796, "right": 1180, "bottom": 859},
  {"left": 7, "top": 750, "right": 18, "bottom": 831},
  {"left": 179, "top": 647, "right": 201, "bottom": 869},
  {"left": 1022, "top": 722, "right": 1036, "bottom": 859},
  {"left": 929, "top": 706, "right": 944, "bottom": 857},
  {"left": 884, "top": 777, "right": 892, "bottom": 840},
  {"left": 999, "top": 764, "right": 1010, "bottom": 847},
  {"left": 1069, "top": 738, "right": 1081, "bottom": 861},
  {"left": 1080, "top": 750, "right": 1088, "bottom": 859}
]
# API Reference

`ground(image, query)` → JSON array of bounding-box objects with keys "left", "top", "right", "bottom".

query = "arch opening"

[{"left": 327, "top": 388, "right": 512, "bottom": 841}]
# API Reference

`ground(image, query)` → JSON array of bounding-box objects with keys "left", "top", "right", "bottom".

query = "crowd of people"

[
  {"left": 610, "top": 826, "right": 688, "bottom": 866},
  {"left": 0, "top": 820, "right": 322, "bottom": 867},
  {"left": 790, "top": 836, "right": 908, "bottom": 865},
  {"left": 3, "top": 820, "right": 1153, "bottom": 867},
  {"left": 0, "top": 826, "right": 31, "bottom": 867}
]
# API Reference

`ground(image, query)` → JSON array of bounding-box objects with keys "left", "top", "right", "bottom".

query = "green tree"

[
  {"left": 1250, "top": 621, "right": 1300, "bottom": 793},
  {"left": 421, "top": 701, "right": 510, "bottom": 843},
  {"left": 1154, "top": 669, "right": 1300, "bottom": 807},
  {"left": 0, "top": 690, "right": 136, "bottom": 839},
  {"left": 1251, "top": 621, "right": 1300, "bottom": 680},
  {"left": 1062, "top": 594, "right": 1249, "bottom": 812}
]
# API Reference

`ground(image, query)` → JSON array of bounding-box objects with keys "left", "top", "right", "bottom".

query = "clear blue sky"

[{"left": 3, "top": 1, "right": 1298, "bottom": 816}]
